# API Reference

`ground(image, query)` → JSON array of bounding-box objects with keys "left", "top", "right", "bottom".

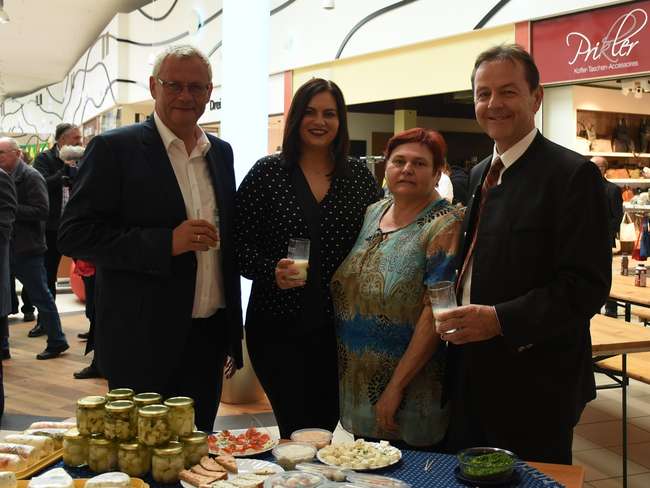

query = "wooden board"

[
  {"left": 14, "top": 449, "right": 63, "bottom": 480},
  {"left": 591, "top": 314, "right": 650, "bottom": 356},
  {"left": 17, "top": 479, "right": 148, "bottom": 488}
]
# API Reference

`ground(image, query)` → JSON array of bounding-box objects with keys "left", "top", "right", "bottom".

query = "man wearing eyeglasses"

[{"left": 59, "top": 45, "right": 243, "bottom": 431}]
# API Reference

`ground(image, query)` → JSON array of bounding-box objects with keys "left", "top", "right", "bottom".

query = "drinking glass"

[
  {"left": 428, "top": 281, "right": 457, "bottom": 334},
  {"left": 196, "top": 207, "right": 220, "bottom": 250},
  {"left": 287, "top": 238, "right": 310, "bottom": 281}
]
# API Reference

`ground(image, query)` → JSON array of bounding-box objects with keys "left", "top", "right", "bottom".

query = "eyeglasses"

[
  {"left": 0, "top": 149, "right": 18, "bottom": 156},
  {"left": 157, "top": 78, "right": 210, "bottom": 97}
]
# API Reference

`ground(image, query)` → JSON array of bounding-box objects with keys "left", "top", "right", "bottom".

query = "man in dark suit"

[
  {"left": 437, "top": 45, "right": 611, "bottom": 464},
  {"left": 0, "top": 167, "right": 16, "bottom": 418},
  {"left": 59, "top": 45, "right": 243, "bottom": 430},
  {"left": 29, "top": 123, "right": 82, "bottom": 338}
]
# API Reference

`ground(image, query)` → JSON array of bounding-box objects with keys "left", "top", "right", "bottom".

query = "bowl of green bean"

[{"left": 457, "top": 447, "right": 517, "bottom": 483}]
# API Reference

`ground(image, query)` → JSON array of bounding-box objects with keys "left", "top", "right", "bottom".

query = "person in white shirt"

[{"left": 59, "top": 45, "right": 243, "bottom": 431}]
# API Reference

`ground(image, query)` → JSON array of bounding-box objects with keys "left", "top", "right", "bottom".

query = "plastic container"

[
  {"left": 180, "top": 431, "right": 208, "bottom": 468},
  {"left": 77, "top": 396, "right": 107, "bottom": 436},
  {"left": 118, "top": 441, "right": 151, "bottom": 477},
  {"left": 138, "top": 404, "right": 171, "bottom": 447},
  {"left": 164, "top": 397, "right": 195, "bottom": 438},
  {"left": 88, "top": 436, "right": 118, "bottom": 473},
  {"left": 152, "top": 441, "right": 185, "bottom": 484},
  {"left": 457, "top": 447, "right": 516, "bottom": 483},
  {"left": 346, "top": 472, "right": 412, "bottom": 488},
  {"left": 271, "top": 442, "right": 317, "bottom": 470},
  {"left": 105, "top": 400, "right": 136, "bottom": 441},
  {"left": 290, "top": 428, "right": 332, "bottom": 449},
  {"left": 62, "top": 428, "right": 88, "bottom": 467},
  {"left": 263, "top": 471, "right": 326, "bottom": 488}
]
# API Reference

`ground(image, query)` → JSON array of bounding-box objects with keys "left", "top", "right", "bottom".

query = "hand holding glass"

[
  {"left": 428, "top": 281, "right": 457, "bottom": 334},
  {"left": 196, "top": 208, "right": 220, "bottom": 250},
  {"left": 287, "top": 238, "right": 310, "bottom": 281}
]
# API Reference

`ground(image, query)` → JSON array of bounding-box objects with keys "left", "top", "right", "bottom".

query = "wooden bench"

[
  {"left": 631, "top": 306, "right": 650, "bottom": 326},
  {"left": 595, "top": 353, "right": 650, "bottom": 384}
]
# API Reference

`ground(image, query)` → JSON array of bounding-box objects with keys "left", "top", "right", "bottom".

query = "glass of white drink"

[
  {"left": 196, "top": 207, "right": 220, "bottom": 250},
  {"left": 287, "top": 238, "right": 310, "bottom": 281},
  {"left": 427, "top": 281, "right": 457, "bottom": 334}
]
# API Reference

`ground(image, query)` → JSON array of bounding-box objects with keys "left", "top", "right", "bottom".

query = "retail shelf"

[
  {"left": 583, "top": 151, "right": 650, "bottom": 158},
  {"left": 608, "top": 179, "right": 650, "bottom": 185}
]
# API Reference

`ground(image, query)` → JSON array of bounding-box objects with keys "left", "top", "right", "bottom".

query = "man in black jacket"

[
  {"left": 29, "top": 124, "right": 81, "bottom": 338},
  {"left": 0, "top": 137, "right": 69, "bottom": 360},
  {"left": 0, "top": 167, "right": 17, "bottom": 364}
]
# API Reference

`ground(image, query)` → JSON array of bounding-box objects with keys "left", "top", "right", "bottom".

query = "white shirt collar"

[
  {"left": 153, "top": 110, "right": 211, "bottom": 156},
  {"left": 491, "top": 127, "right": 538, "bottom": 169}
]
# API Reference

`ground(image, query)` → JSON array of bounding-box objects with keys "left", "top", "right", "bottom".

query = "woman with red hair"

[{"left": 331, "top": 128, "right": 463, "bottom": 448}]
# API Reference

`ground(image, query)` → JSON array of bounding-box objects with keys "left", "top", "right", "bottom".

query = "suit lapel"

[
  {"left": 141, "top": 118, "right": 187, "bottom": 222},
  {"left": 459, "top": 157, "right": 491, "bottom": 262}
]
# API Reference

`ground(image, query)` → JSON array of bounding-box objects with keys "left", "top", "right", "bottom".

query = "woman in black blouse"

[{"left": 235, "top": 78, "right": 379, "bottom": 437}]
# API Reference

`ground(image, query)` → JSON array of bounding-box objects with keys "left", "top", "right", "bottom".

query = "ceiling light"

[
  {"left": 322, "top": 0, "right": 335, "bottom": 9},
  {"left": 0, "top": 0, "right": 9, "bottom": 23}
]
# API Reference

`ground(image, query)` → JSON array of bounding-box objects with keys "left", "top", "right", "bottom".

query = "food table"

[
  {"left": 38, "top": 450, "right": 583, "bottom": 488},
  {"left": 591, "top": 314, "right": 650, "bottom": 488},
  {"left": 609, "top": 257, "right": 650, "bottom": 321}
]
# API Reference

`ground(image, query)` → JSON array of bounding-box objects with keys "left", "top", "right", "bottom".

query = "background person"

[
  {"left": 332, "top": 128, "right": 462, "bottom": 448},
  {"left": 235, "top": 78, "right": 380, "bottom": 438},
  {"left": 437, "top": 44, "right": 611, "bottom": 464},
  {"left": 0, "top": 167, "right": 17, "bottom": 363}
]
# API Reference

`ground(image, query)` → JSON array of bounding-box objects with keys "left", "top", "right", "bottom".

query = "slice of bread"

[
  {"left": 199, "top": 456, "right": 226, "bottom": 472},
  {"left": 215, "top": 454, "right": 238, "bottom": 474},
  {"left": 191, "top": 465, "right": 226, "bottom": 479},
  {"left": 179, "top": 470, "right": 220, "bottom": 487}
]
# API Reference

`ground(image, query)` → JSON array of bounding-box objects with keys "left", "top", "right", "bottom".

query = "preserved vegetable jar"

[
  {"left": 133, "top": 392, "right": 162, "bottom": 409},
  {"left": 105, "top": 400, "right": 136, "bottom": 441},
  {"left": 152, "top": 442, "right": 184, "bottom": 484},
  {"left": 118, "top": 441, "right": 151, "bottom": 477},
  {"left": 164, "top": 397, "right": 195, "bottom": 438},
  {"left": 106, "top": 388, "right": 135, "bottom": 402},
  {"left": 77, "top": 396, "right": 107, "bottom": 436},
  {"left": 88, "top": 436, "right": 118, "bottom": 473},
  {"left": 180, "top": 431, "right": 208, "bottom": 468},
  {"left": 63, "top": 428, "right": 88, "bottom": 467},
  {"left": 138, "top": 405, "right": 171, "bottom": 447}
]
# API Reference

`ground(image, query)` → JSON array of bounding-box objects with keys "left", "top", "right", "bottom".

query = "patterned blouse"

[
  {"left": 235, "top": 155, "right": 380, "bottom": 325},
  {"left": 331, "top": 197, "right": 463, "bottom": 446}
]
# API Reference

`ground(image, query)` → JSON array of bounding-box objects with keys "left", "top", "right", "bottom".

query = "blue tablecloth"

[{"left": 44, "top": 450, "right": 566, "bottom": 488}]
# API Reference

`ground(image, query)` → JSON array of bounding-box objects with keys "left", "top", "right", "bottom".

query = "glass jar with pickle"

[
  {"left": 180, "top": 431, "right": 208, "bottom": 468},
  {"left": 88, "top": 435, "right": 118, "bottom": 473},
  {"left": 164, "top": 397, "right": 195, "bottom": 438},
  {"left": 106, "top": 388, "right": 135, "bottom": 402},
  {"left": 77, "top": 396, "right": 107, "bottom": 436},
  {"left": 138, "top": 405, "right": 171, "bottom": 447},
  {"left": 105, "top": 400, "right": 136, "bottom": 441},
  {"left": 152, "top": 441, "right": 184, "bottom": 484},
  {"left": 133, "top": 392, "right": 162, "bottom": 409},
  {"left": 118, "top": 441, "right": 151, "bottom": 477},
  {"left": 63, "top": 428, "right": 88, "bottom": 467}
]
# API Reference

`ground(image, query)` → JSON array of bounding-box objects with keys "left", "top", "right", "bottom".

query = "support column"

[{"left": 394, "top": 109, "right": 417, "bottom": 133}]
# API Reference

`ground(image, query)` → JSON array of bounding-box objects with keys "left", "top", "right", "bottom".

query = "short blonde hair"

[{"left": 152, "top": 45, "right": 212, "bottom": 81}]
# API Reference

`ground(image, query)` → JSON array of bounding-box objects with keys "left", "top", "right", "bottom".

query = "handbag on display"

[
  {"left": 639, "top": 217, "right": 650, "bottom": 260},
  {"left": 620, "top": 213, "right": 637, "bottom": 253}
]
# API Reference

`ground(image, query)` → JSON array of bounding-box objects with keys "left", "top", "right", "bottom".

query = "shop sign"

[{"left": 532, "top": 0, "right": 650, "bottom": 84}]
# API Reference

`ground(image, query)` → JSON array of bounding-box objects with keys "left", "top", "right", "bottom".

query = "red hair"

[{"left": 384, "top": 128, "right": 447, "bottom": 172}]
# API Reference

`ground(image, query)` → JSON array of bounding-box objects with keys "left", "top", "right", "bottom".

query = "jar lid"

[
  {"left": 106, "top": 400, "right": 135, "bottom": 412},
  {"left": 106, "top": 388, "right": 134, "bottom": 401},
  {"left": 164, "top": 396, "right": 194, "bottom": 408},
  {"left": 180, "top": 431, "right": 207, "bottom": 445},
  {"left": 139, "top": 404, "right": 169, "bottom": 417},
  {"left": 89, "top": 435, "right": 112, "bottom": 446},
  {"left": 119, "top": 441, "right": 143, "bottom": 451},
  {"left": 78, "top": 395, "right": 107, "bottom": 408},
  {"left": 133, "top": 392, "right": 162, "bottom": 405},
  {"left": 153, "top": 441, "right": 183, "bottom": 456},
  {"left": 63, "top": 428, "right": 83, "bottom": 440}
]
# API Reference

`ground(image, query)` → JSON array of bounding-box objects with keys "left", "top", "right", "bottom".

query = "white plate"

[
  {"left": 208, "top": 427, "right": 279, "bottom": 457},
  {"left": 317, "top": 442, "right": 402, "bottom": 470},
  {"left": 179, "top": 459, "right": 284, "bottom": 488}
]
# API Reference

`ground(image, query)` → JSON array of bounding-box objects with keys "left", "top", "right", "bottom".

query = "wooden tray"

[
  {"left": 17, "top": 479, "right": 148, "bottom": 488},
  {"left": 15, "top": 449, "right": 63, "bottom": 480}
]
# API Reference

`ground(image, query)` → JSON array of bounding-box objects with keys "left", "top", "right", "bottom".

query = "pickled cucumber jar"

[
  {"left": 88, "top": 436, "right": 118, "bottom": 473},
  {"left": 133, "top": 392, "right": 162, "bottom": 409},
  {"left": 118, "top": 441, "right": 151, "bottom": 477},
  {"left": 63, "top": 428, "right": 88, "bottom": 467},
  {"left": 106, "top": 388, "right": 135, "bottom": 402},
  {"left": 164, "top": 397, "right": 195, "bottom": 438},
  {"left": 152, "top": 441, "right": 184, "bottom": 484},
  {"left": 138, "top": 405, "right": 171, "bottom": 447},
  {"left": 180, "top": 431, "right": 208, "bottom": 468},
  {"left": 77, "top": 396, "right": 107, "bottom": 436},
  {"left": 105, "top": 400, "right": 136, "bottom": 441}
]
